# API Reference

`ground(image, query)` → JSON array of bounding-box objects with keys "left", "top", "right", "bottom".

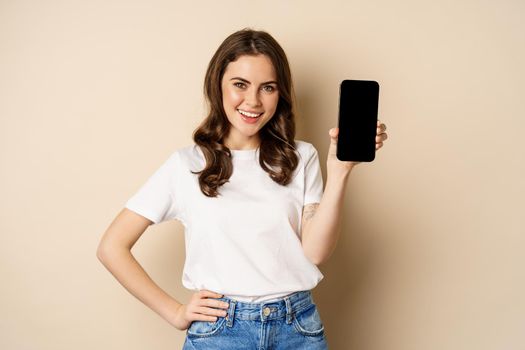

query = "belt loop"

[
  {"left": 226, "top": 299, "right": 236, "bottom": 328},
  {"left": 284, "top": 296, "right": 293, "bottom": 324}
]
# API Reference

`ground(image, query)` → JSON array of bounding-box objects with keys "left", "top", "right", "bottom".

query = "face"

[{"left": 221, "top": 54, "right": 279, "bottom": 150}]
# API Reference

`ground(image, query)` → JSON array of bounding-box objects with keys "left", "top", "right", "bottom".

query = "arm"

[
  {"left": 96, "top": 208, "right": 182, "bottom": 324},
  {"left": 301, "top": 122, "right": 388, "bottom": 266},
  {"left": 301, "top": 172, "right": 351, "bottom": 266}
]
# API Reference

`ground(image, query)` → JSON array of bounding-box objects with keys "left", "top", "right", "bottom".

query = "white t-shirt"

[{"left": 125, "top": 140, "right": 324, "bottom": 303}]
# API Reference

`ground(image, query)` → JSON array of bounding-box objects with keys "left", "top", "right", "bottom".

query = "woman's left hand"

[{"left": 327, "top": 120, "right": 388, "bottom": 179}]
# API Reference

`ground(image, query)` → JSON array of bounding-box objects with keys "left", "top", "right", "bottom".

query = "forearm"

[
  {"left": 302, "top": 171, "right": 351, "bottom": 265},
  {"left": 97, "top": 246, "right": 181, "bottom": 322}
]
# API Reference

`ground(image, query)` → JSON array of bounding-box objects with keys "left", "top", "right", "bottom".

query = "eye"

[
  {"left": 233, "top": 82, "right": 246, "bottom": 89},
  {"left": 262, "top": 85, "right": 276, "bottom": 93}
]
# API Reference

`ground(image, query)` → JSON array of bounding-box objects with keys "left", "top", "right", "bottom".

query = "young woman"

[{"left": 97, "top": 28, "right": 388, "bottom": 349}]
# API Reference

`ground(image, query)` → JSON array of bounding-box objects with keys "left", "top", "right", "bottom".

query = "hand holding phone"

[{"left": 336, "top": 79, "right": 380, "bottom": 162}]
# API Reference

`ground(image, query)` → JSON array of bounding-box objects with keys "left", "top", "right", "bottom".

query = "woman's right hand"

[{"left": 170, "top": 290, "right": 230, "bottom": 331}]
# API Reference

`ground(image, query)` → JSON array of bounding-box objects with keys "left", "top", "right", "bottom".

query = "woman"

[{"left": 97, "top": 28, "right": 388, "bottom": 349}]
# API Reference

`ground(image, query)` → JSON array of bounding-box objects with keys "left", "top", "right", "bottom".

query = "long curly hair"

[{"left": 191, "top": 28, "right": 299, "bottom": 197}]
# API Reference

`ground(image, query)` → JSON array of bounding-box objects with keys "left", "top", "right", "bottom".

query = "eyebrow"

[{"left": 230, "top": 77, "right": 278, "bottom": 85}]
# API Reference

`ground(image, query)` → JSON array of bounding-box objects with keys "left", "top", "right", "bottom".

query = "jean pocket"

[
  {"left": 292, "top": 303, "right": 325, "bottom": 337},
  {"left": 187, "top": 317, "right": 227, "bottom": 338}
]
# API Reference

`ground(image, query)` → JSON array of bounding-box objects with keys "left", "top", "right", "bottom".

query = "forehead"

[{"left": 223, "top": 54, "right": 276, "bottom": 81}]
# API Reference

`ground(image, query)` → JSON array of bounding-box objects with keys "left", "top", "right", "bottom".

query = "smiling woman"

[
  {"left": 193, "top": 28, "right": 300, "bottom": 199},
  {"left": 221, "top": 54, "right": 280, "bottom": 148},
  {"left": 229, "top": 76, "right": 277, "bottom": 122},
  {"left": 97, "top": 27, "right": 387, "bottom": 350}
]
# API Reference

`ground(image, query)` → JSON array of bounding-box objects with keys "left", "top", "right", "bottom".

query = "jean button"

[{"left": 263, "top": 307, "right": 271, "bottom": 316}]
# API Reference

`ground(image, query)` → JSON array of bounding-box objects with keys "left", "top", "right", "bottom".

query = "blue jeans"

[{"left": 182, "top": 290, "right": 329, "bottom": 349}]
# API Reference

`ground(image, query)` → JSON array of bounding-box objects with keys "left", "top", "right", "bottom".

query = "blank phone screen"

[{"left": 337, "top": 80, "right": 379, "bottom": 162}]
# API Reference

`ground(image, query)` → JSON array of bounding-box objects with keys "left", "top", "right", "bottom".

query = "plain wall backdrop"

[{"left": 1, "top": 0, "right": 524, "bottom": 349}]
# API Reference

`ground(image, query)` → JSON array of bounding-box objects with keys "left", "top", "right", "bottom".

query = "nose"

[{"left": 245, "top": 87, "right": 262, "bottom": 107}]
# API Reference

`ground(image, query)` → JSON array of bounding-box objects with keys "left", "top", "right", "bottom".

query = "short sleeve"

[
  {"left": 124, "top": 152, "right": 181, "bottom": 224},
  {"left": 304, "top": 144, "right": 324, "bottom": 205}
]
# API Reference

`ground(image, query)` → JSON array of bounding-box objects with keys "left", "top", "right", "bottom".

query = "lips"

[
  {"left": 238, "top": 109, "right": 261, "bottom": 124},
  {"left": 237, "top": 109, "right": 263, "bottom": 118}
]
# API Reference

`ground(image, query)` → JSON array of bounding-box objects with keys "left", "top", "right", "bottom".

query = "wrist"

[
  {"left": 160, "top": 297, "right": 183, "bottom": 322},
  {"left": 327, "top": 168, "right": 352, "bottom": 185}
]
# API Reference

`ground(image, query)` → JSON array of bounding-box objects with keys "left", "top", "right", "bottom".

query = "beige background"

[{"left": 1, "top": 0, "right": 524, "bottom": 349}]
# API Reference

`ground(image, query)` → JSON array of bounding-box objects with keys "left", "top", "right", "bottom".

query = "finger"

[
  {"left": 186, "top": 303, "right": 226, "bottom": 320},
  {"left": 376, "top": 133, "right": 388, "bottom": 142},
  {"left": 203, "top": 298, "right": 230, "bottom": 309},
  {"left": 192, "top": 313, "right": 219, "bottom": 322},
  {"left": 196, "top": 306, "right": 228, "bottom": 317},
  {"left": 376, "top": 124, "right": 386, "bottom": 134},
  {"left": 376, "top": 142, "right": 383, "bottom": 150},
  {"left": 198, "top": 290, "right": 223, "bottom": 299}
]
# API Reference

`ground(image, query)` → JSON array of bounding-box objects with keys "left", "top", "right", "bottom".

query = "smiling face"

[{"left": 221, "top": 54, "right": 279, "bottom": 150}]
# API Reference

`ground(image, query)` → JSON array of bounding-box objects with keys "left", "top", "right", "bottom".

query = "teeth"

[{"left": 238, "top": 109, "right": 262, "bottom": 118}]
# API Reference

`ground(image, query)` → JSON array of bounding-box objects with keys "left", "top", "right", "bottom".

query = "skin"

[
  {"left": 221, "top": 54, "right": 279, "bottom": 150},
  {"left": 97, "top": 53, "right": 389, "bottom": 331},
  {"left": 300, "top": 123, "right": 388, "bottom": 265}
]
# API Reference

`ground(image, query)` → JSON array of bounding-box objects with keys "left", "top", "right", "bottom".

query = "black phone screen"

[{"left": 336, "top": 80, "right": 379, "bottom": 162}]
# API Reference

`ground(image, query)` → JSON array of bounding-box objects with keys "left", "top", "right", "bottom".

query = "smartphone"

[{"left": 336, "top": 80, "right": 380, "bottom": 162}]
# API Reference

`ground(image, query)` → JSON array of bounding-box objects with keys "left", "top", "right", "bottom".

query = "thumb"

[{"left": 329, "top": 127, "right": 338, "bottom": 142}]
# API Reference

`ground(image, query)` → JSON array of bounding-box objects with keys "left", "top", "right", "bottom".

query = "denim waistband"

[{"left": 214, "top": 290, "right": 314, "bottom": 327}]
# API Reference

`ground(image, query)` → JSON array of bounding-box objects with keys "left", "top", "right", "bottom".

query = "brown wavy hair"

[{"left": 191, "top": 28, "right": 299, "bottom": 197}]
